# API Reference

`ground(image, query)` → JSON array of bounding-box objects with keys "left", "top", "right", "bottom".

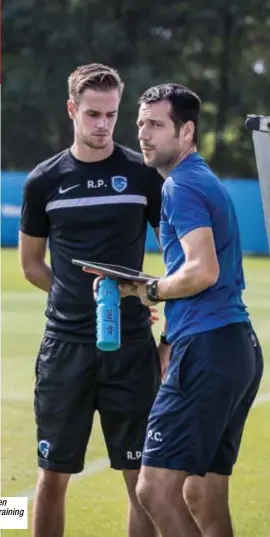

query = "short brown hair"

[{"left": 68, "top": 63, "right": 124, "bottom": 103}]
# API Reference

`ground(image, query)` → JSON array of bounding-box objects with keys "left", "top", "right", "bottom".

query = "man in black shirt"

[{"left": 19, "top": 63, "right": 163, "bottom": 537}]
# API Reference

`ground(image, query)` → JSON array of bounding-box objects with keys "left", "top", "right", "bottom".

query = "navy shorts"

[{"left": 142, "top": 322, "right": 263, "bottom": 476}]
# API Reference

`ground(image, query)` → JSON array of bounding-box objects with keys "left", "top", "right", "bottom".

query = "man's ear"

[
  {"left": 183, "top": 120, "right": 195, "bottom": 143},
  {"left": 67, "top": 99, "right": 76, "bottom": 120}
]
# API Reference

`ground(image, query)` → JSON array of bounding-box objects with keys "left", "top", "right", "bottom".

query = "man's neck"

[
  {"left": 70, "top": 140, "right": 114, "bottom": 163},
  {"left": 158, "top": 146, "right": 197, "bottom": 179}
]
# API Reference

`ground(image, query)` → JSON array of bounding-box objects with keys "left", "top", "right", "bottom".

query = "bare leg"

[
  {"left": 32, "top": 469, "right": 70, "bottom": 537},
  {"left": 123, "top": 469, "right": 159, "bottom": 537},
  {"left": 136, "top": 466, "right": 202, "bottom": 537},
  {"left": 183, "top": 474, "right": 234, "bottom": 537}
]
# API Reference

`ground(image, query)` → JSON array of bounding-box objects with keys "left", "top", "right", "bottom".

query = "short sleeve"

[
  {"left": 144, "top": 168, "right": 163, "bottom": 228},
  {"left": 20, "top": 165, "right": 50, "bottom": 238},
  {"left": 164, "top": 180, "right": 211, "bottom": 239}
]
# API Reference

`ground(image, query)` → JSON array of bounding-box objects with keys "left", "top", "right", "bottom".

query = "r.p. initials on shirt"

[{"left": 87, "top": 179, "right": 107, "bottom": 189}]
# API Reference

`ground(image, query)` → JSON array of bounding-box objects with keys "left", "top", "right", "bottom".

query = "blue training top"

[{"left": 160, "top": 152, "right": 249, "bottom": 344}]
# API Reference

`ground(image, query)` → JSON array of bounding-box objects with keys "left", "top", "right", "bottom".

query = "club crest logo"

[
  {"left": 39, "top": 440, "right": 51, "bottom": 459},
  {"left": 111, "top": 176, "right": 128, "bottom": 193}
]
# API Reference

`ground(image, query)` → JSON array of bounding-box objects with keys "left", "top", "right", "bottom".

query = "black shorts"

[
  {"left": 142, "top": 322, "right": 263, "bottom": 476},
  {"left": 34, "top": 333, "right": 160, "bottom": 474}
]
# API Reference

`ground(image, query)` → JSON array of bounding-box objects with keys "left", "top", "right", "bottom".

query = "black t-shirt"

[{"left": 20, "top": 144, "right": 163, "bottom": 342}]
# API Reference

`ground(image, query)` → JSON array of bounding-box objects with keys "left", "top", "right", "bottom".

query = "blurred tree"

[{"left": 2, "top": 0, "right": 270, "bottom": 175}]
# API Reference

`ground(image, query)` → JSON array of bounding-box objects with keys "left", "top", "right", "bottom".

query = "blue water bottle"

[{"left": 96, "top": 278, "right": 121, "bottom": 351}]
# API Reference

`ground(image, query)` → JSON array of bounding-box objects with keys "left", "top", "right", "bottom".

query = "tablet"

[{"left": 72, "top": 259, "right": 155, "bottom": 282}]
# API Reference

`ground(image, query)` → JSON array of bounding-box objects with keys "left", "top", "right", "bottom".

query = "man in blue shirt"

[{"left": 119, "top": 84, "right": 264, "bottom": 537}]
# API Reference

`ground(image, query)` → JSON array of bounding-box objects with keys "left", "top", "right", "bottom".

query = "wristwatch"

[{"left": 146, "top": 278, "right": 161, "bottom": 303}]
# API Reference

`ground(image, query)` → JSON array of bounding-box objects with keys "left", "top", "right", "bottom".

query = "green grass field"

[{"left": 1, "top": 249, "right": 270, "bottom": 537}]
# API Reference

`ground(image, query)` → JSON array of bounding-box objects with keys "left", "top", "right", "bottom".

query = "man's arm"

[
  {"left": 120, "top": 226, "right": 219, "bottom": 305},
  {"left": 120, "top": 183, "right": 219, "bottom": 305},
  {"left": 156, "top": 178, "right": 219, "bottom": 299},
  {"left": 19, "top": 164, "right": 51, "bottom": 291},
  {"left": 19, "top": 232, "right": 52, "bottom": 292},
  {"left": 157, "top": 226, "right": 219, "bottom": 300}
]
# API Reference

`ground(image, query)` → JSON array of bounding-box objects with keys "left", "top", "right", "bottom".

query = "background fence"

[{"left": 1, "top": 172, "right": 268, "bottom": 254}]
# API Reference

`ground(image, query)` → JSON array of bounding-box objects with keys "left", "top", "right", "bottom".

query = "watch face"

[
  {"left": 152, "top": 281, "right": 158, "bottom": 299},
  {"left": 147, "top": 279, "right": 158, "bottom": 301}
]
